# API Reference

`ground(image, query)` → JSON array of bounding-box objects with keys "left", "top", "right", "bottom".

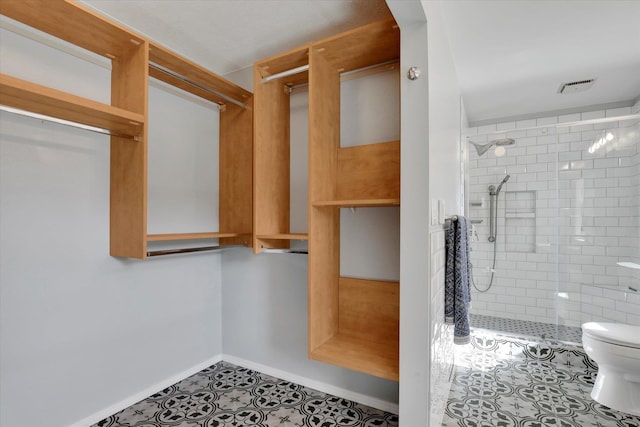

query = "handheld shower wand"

[{"left": 488, "top": 174, "right": 510, "bottom": 242}]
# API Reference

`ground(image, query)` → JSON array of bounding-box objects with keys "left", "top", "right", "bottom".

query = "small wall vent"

[{"left": 558, "top": 78, "right": 596, "bottom": 94}]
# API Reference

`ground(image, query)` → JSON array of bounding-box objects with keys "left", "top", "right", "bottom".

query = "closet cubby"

[
  {"left": 1, "top": 0, "right": 253, "bottom": 259},
  {"left": 253, "top": 46, "right": 310, "bottom": 253},
  {"left": 253, "top": 18, "right": 400, "bottom": 380}
]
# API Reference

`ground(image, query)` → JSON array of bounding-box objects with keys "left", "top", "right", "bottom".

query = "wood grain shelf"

[
  {"left": 310, "top": 333, "right": 399, "bottom": 381},
  {"left": 256, "top": 233, "right": 309, "bottom": 240},
  {"left": 0, "top": 74, "right": 145, "bottom": 138},
  {"left": 312, "top": 199, "right": 400, "bottom": 208},
  {"left": 147, "top": 232, "right": 247, "bottom": 242},
  {"left": 0, "top": 0, "right": 145, "bottom": 60},
  {"left": 309, "top": 277, "right": 399, "bottom": 381},
  {"left": 149, "top": 42, "right": 252, "bottom": 106},
  {"left": 313, "top": 18, "right": 399, "bottom": 74}
]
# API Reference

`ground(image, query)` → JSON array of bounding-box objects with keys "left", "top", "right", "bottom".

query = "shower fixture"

[
  {"left": 470, "top": 138, "right": 515, "bottom": 157},
  {"left": 488, "top": 174, "right": 510, "bottom": 242},
  {"left": 471, "top": 174, "right": 510, "bottom": 294}
]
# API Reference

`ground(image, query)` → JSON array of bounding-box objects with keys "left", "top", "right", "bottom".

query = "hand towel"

[{"left": 445, "top": 216, "right": 472, "bottom": 345}]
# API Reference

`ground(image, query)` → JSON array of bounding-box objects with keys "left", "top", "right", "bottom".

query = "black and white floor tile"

[
  {"left": 470, "top": 314, "right": 583, "bottom": 343},
  {"left": 92, "top": 362, "right": 398, "bottom": 427},
  {"left": 442, "top": 330, "right": 640, "bottom": 427}
]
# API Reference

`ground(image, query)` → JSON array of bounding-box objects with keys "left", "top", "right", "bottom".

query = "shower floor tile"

[
  {"left": 470, "top": 314, "right": 583, "bottom": 343},
  {"left": 92, "top": 361, "right": 398, "bottom": 427},
  {"left": 442, "top": 332, "right": 640, "bottom": 427}
]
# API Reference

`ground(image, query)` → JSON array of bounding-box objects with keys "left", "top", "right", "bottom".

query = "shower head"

[
  {"left": 495, "top": 174, "right": 510, "bottom": 195},
  {"left": 470, "top": 138, "right": 515, "bottom": 157},
  {"left": 488, "top": 174, "right": 510, "bottom": 196}
]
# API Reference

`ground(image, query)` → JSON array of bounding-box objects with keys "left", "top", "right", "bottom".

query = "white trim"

[
  {"left": 221, "top": 354, "right": 399, "bottom": 415},
  {"left": 68, "top": 354, "right": 223, "bottom": 427}
]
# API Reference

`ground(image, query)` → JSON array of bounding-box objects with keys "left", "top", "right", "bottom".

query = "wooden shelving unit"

[
  {"left": 254, "top": 18, "right": 400, "bottom": 381},
  {"left": 0, "top": 0, "right": 253, "bottom": 258},
  {"left": 252, "top": 46, "right": 310, "bottom": 253},
  {"left": 308, "top": 19, "right": 400, "bottom": 382}
]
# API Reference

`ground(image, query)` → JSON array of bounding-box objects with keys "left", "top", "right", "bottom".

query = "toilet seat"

[{"left": 582, "top": 322, "right": 640, "bottom": 349}]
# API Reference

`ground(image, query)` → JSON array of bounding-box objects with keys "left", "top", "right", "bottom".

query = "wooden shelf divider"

[{"left": 0, "top": 74, "right": 144, "bottom": 138}]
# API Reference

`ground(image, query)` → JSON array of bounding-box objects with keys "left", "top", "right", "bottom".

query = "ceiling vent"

[{"left": 558, "top": 78, "right": 596, "bottom": 94}]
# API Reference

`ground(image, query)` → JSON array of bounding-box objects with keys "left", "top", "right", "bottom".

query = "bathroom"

[
  {"left": 439, "top": 104, "right": 640, "bottom": 426},
  {"left": 439, "top": 55, "right": 640, "bottom": 427},
  {"left": 434, "top": 2, "right": 640, "bottom": 425}
]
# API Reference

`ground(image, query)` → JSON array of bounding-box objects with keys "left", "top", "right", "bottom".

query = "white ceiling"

[
  {"left": 80, "top": 0, "right": 640, "bottom": 125},
  {"left": 439, "top": 0, "right": 640, "bottom": 124}
]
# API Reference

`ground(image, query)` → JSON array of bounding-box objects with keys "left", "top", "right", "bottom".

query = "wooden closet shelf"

[
  {"left": 147, "top": 232, "right": 246, "bottom": 242},
  {"left": 313, "top": 18, "right": 399, "bottom": 74},
  {"left": 310, "top": 333, "right": 399, "bottom": 381},
  {"left": 0, "top": 0, "right": 145, "bottom": 60},
  {"left": 256, "top": 233, "right": 309, "bottom": 241},
  {"left": 0, "top": 74, "right": 145, "bottom": 138},
  {"left": 313, "top": 199, "right": 400, "bottom": 208},
  {"left": 255, "top": 45, "right": 310, "bottom": 82},
  {"left": 149, "top": 42, "right": 252, "bottom": 105}
]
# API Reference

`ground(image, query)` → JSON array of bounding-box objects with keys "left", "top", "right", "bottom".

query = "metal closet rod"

[
  {"left": 148, "top": 62, "right": 248, "bottom": 110},
  {"left": 0, "top": 105, "right": 139, "bottom": 140},
  {"left": 147, "top": 244, "right": 245, "bottom": 257},
  {"left": 262, "top": 65, "right": 309, "bottom": 83},
  {"left": 261, "top": 248, "right": 308, "bottom": 255},
  {"left": 261, "top": 59, "right": 399, "bottom": 84}
]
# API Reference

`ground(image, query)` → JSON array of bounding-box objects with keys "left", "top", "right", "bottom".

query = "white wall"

[
  {"left": 465, "top": 102, "right": 640, "bottom": 332},
  {"left": 384, "top": 0, "right": 463, "bottom": 424},
  {"left": 221, "top": 66, "right": 401, "bottom": 407},
  {"left": 0, "top": 24, "right": 223, "bottom": 427},
  {"left": 423, "top": 1, "right": 463, "bottom": 425}
]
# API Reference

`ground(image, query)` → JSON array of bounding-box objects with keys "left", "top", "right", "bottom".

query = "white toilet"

[{"left": 582, "top": 322, "right": 640, "bottom": 416}]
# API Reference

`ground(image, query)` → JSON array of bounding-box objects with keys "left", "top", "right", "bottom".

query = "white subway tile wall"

[
  {"left": 429, "top": 229, "right": 453, "bottom": 426},
  {"left": 466, "top": 101, "right": 640, "bottom": 335}
]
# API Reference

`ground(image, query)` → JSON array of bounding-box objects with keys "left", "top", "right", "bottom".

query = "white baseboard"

[
  {"left": 69, "top": 354, "right": 222, "bottom": 427},
  {"left": 221, "top": 354, "right": 399, "bottom": 415}
]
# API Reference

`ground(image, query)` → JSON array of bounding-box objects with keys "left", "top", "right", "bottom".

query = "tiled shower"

[
  {"left": 438, "top": 101, "right": 640, "bottom": 427},
  {"left": 464, "top": 101, "right": 640, "bottom": 342}
]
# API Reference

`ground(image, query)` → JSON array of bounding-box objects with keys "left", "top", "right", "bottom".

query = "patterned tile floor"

[
  {"left": 442, "top": 330, "right": 640, "bottom": 427},
  {"left": 470, "top": 314, "right": 583, "bottom": 344},
  {"left": 92, "top": 361, "right": 398, "bottom": 427}
]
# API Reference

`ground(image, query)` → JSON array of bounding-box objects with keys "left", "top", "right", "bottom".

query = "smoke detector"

[{"left": 558, "top": 78, "right": 596, "bottom": 94}]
